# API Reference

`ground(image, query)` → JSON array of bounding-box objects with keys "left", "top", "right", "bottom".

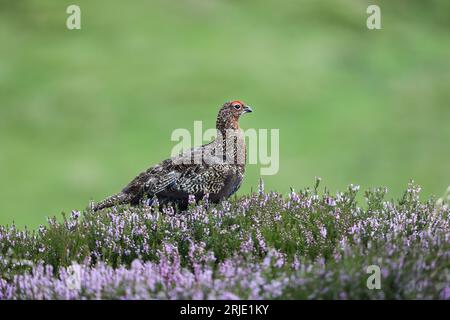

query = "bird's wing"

[
  {"left": 160, "top": 145, "right": 231, "bottom": 196},
  {"left": 169, "top": 163, "right": 230, "bottom": 195},
  {"left": 122, "top": 143, "right": 229, "bottom": 199}
]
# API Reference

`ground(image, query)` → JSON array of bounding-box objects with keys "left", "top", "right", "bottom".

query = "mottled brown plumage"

[{"left": 93, "top": 100, "right": 253, "bottom": 211}]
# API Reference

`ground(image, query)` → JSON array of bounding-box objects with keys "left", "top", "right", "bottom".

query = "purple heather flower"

[
  {"left": 188, "top": 195, "right": 196, "bottom": 205},
  {"left": 319, "top": 226, "right": 327, "bottom": 239},
  {"left": 71, "top": 210, "right": 81, "bottom": 220}
]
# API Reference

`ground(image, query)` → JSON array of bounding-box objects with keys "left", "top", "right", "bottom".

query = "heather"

[{"left": 0, "top": 181, "right": 449, "bottom": 299}]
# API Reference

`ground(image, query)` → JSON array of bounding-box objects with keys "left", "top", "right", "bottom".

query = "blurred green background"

[{"left": 0, "top": 0, "right": 449, "bottom": 228}]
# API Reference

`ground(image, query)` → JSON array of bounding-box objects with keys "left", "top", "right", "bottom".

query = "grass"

[
  {"left": 0, "top": 0, "right": 449, "bottom": 229},
  {"left": 0, "top": 181, "right": 449, "bottom": 299}
]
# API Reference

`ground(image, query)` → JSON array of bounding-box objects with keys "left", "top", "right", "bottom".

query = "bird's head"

[{"left": 216, "top": 100, "right": 253, "bottom": 132}]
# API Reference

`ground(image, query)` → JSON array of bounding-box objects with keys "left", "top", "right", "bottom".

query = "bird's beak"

[{"left": 243, "top": 105, "right": 253, "bottom": 114}]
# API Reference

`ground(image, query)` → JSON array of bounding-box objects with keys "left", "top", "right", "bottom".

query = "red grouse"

[{"left": 93, "top": 100, "right": 253, "bottom": 211}]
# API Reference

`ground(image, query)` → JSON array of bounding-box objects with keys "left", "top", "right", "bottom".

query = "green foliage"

[{"left": 0, "top": 0, "right": 450, "bottom": 228}]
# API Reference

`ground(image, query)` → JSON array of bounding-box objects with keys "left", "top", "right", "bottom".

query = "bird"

[{"left": 92, "top": 100, "right": 253, "bottom": 211}]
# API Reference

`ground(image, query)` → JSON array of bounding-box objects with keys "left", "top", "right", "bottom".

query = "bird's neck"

[
  {"left": 214, "top": 126, "right": 246, "bottom": 165},
  {"left": 216, "top": 117, "right": 239, "bottom": 136},
  {"left": 216, "top": 117, "right": 242, "bottom": 145}
]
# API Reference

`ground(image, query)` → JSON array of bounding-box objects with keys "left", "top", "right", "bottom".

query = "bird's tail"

[{"left": 91, "top": 192, "right": 133, "bottom": 211}]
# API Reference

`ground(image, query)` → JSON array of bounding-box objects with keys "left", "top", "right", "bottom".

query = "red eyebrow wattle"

[{"left": 231, "top": 100, "right": 244, "bottom": 106}]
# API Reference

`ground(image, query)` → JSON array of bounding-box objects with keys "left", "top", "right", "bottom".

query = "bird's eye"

[{"left": 233, "top": 104, "right": 242, "bottom": 110}]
